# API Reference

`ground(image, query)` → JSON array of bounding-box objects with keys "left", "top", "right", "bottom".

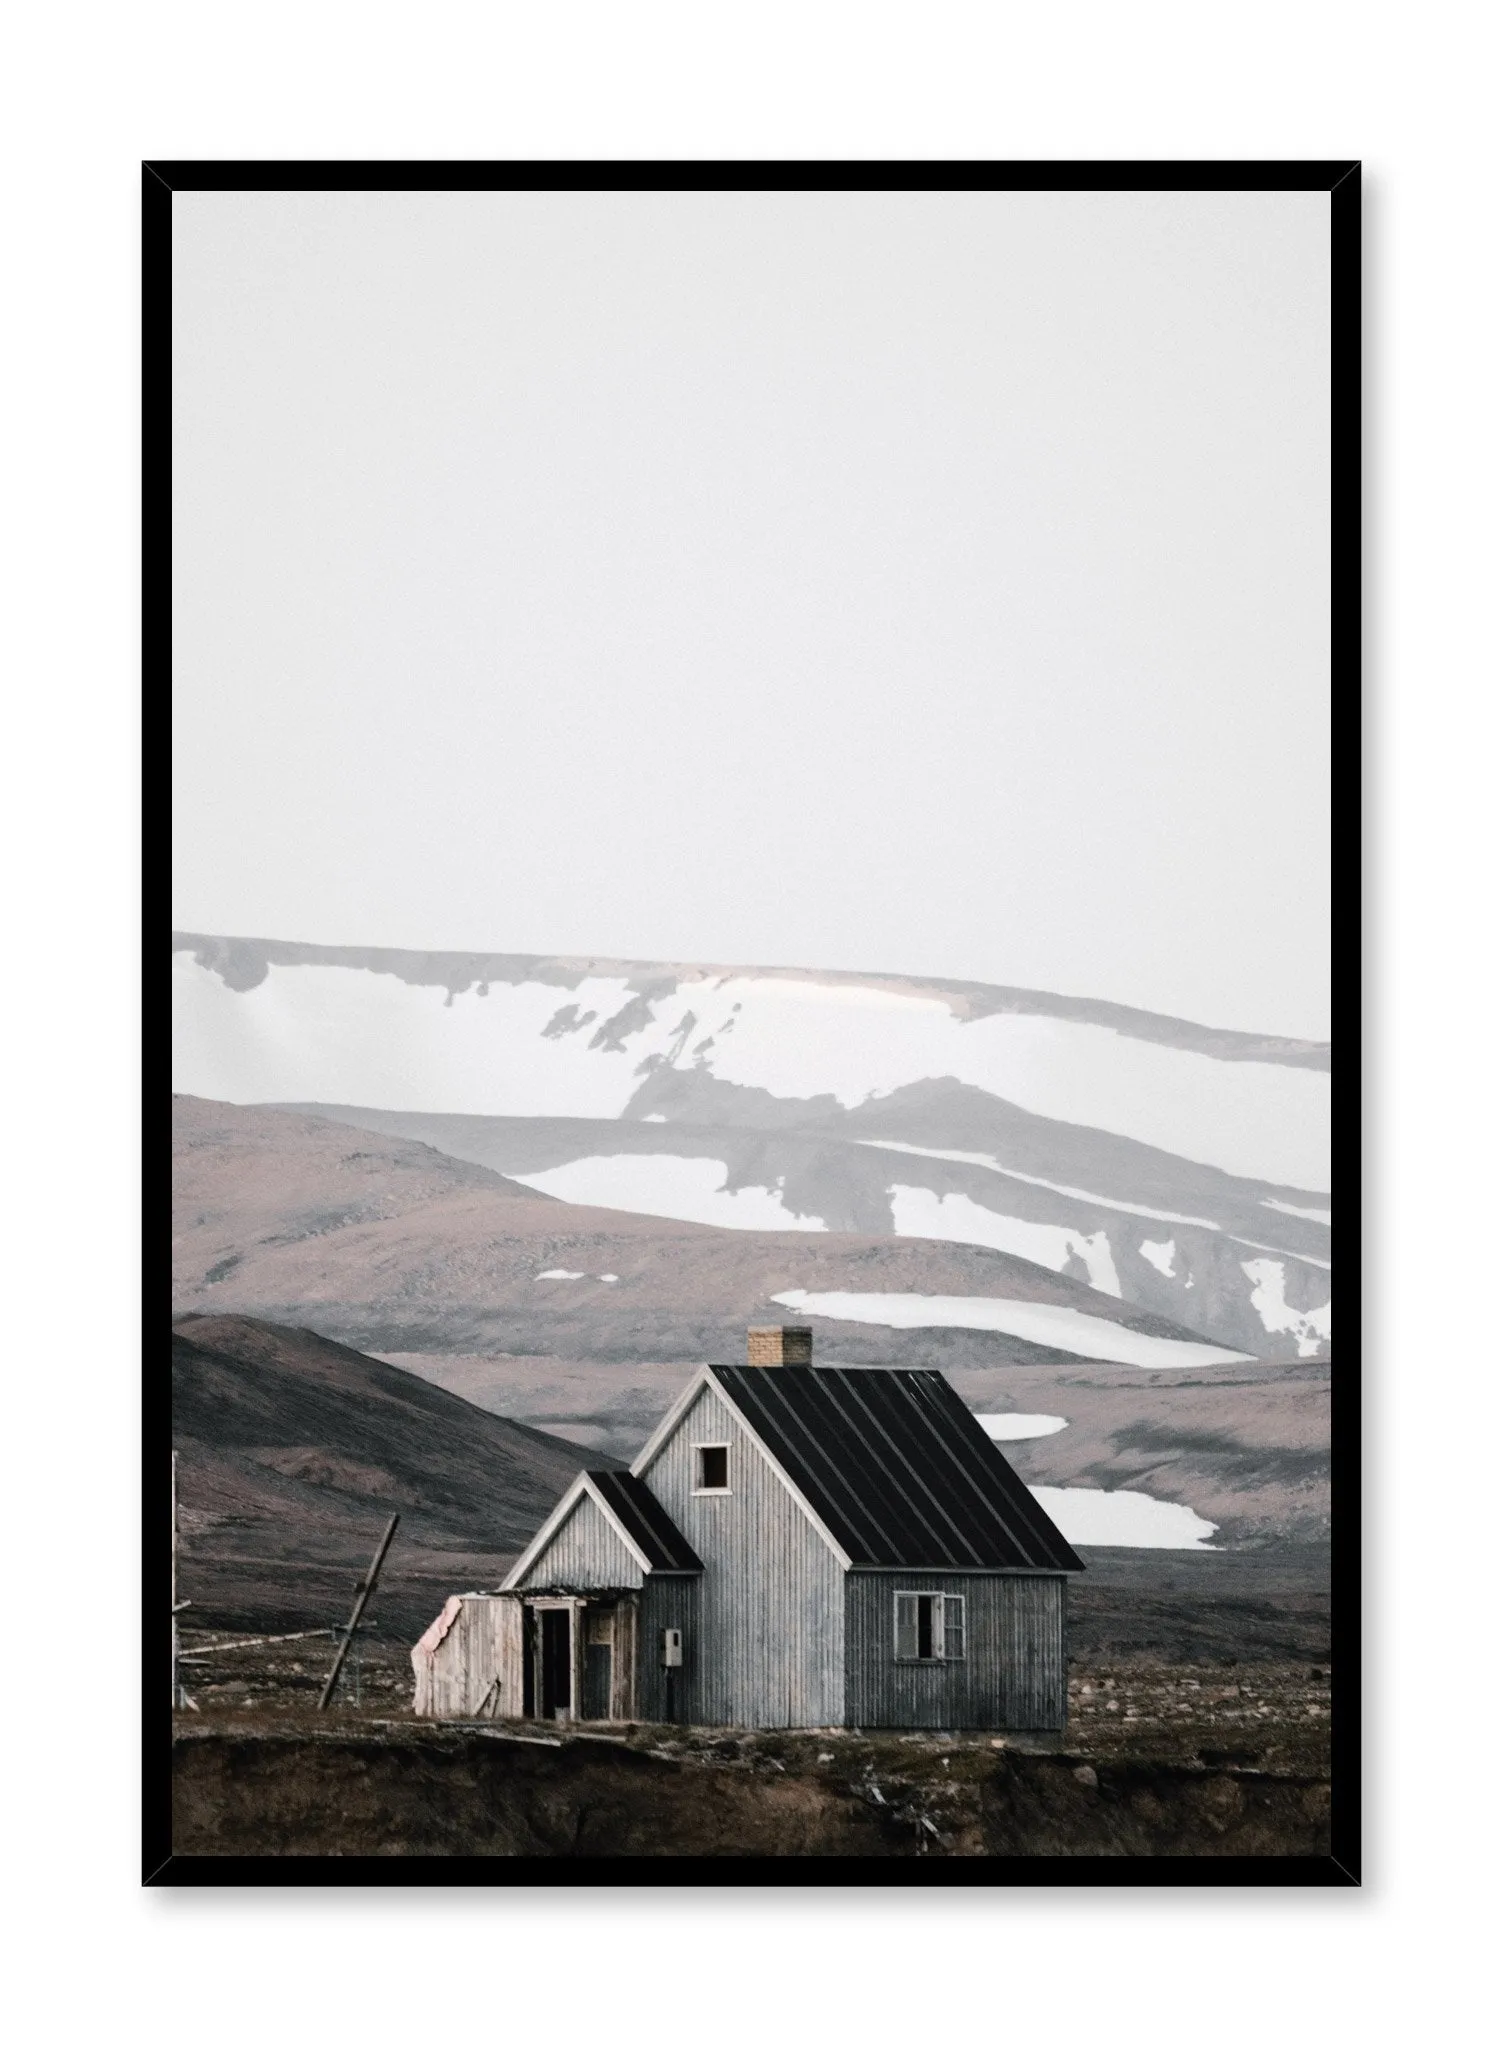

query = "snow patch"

[
  {"left": 975, "top": 1413, "right": 1068, "bottom": 1440},
  {"left": 514, "top": 1155, "right": 826, "bottom": 1232},
  {"left": 1028, "top": 1486, "right": 1219, "bottom": 1550},
  {"left": 172, "top": 959, "right": 666, "bottom": 1118},
  {"left": 890, "top": 1186, "right": 1121, "bottom": 1296},
  {"left": 173, "top": 955, "right": 1330, "bottom": 1189},
  {"left": 859, "top": 1141, "right": 1223, "bottom": 1229},
  {"left": 535, "top": 1269, "right": 585, "bottom": 1281},
  {"left": 770, "top": 1290, "right": 1255, "bottom": 1368},
  {"left": 1230, "top": 1237, "right": 1331, "bottom": 1271},
  {"left": 1139, "top": 1238, "right": 1178, "bottom": 1279},
  {"left": 597, "top": 1273, "right": 619, "bottom": 1284},
  {"left": 704, "top": 978, "right": 1328, "bottom": 1188},
  {"left": 989, "top": 1169, "right": 1221, "bottom": 1231},
  {"left": 858, "top": 1140, "right": 1005, "bottom": 1172},
  {"left": 1240, "top": 1259, "right": 1331, "bottom": 1358},
  {"left": 1262, "top": 1198, "right": 1331, "bottom": 1226}
]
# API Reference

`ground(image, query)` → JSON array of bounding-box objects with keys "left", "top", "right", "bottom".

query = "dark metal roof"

[
  {"left": 587, "top": 1469, "right": 703, "bottom": 1573},
  {"left": 707, "top": 1367, "right": 1084, "bottom": 1573}
]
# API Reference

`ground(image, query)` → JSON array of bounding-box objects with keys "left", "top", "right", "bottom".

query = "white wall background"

[{"left": 5, "top": 4, "right": 1496, "bottom": 2045}]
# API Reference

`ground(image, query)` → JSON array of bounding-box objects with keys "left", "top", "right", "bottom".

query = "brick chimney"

[{"left": 747, "top": 1325, "right": 813, "bottom": 1367}]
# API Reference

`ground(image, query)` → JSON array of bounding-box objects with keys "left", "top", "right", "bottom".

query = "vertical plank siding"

[
  {"left": 512, "top": 1491, "right": 645, "bottom": 1590},
  {"left": 637, "top": 1576, "right": 701, "bottom": 1724},
  {"left": 494, "top": 1593, "right": 525, "bottom": 1718},
  {"left": 844, "top": 1572, "right": 1068, "bottom": 1730},
  {"left": 639, "top": 1382, "right": 845, "bottom": 1728},
  {"left": 609, "top": 1594, "right": 639, "bottom": 1721},
  {"left": 411, "top": 1594, "right": 523, "bottom": 1718}
]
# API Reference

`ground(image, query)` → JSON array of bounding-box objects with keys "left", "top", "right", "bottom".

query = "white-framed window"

[
  {"left": 693, "top": 1443, "right": 731, "bottom": 1493},
  {"left": 894, "top": 1591, "right": 965, "bottom": 1662}
]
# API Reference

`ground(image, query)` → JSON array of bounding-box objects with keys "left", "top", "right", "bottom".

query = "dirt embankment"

[
  {"left": 170, "top": 1631, "right": 1334, "bottom": 1860},
  {"left": 172, "top": 1720, "right": 1330, "bottom": 1859}
]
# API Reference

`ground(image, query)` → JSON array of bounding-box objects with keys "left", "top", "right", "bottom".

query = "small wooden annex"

[{"left": 412, "top": 1328, "right": 1084, "bottom": 1732}]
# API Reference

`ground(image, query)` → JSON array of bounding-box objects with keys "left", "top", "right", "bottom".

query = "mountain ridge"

[
  {"left": 173, "top": 930, "right": 1329, "bottom": 1070},
  {"left": 173, "top": 1093, "right": 1229, "bottom": 1360},
  {"left": 170, "top": 1104, "right": 1328, "bottom": 1547},
  {"left": 172, "top": 934, "right": 1331, "bottom": 1359}
]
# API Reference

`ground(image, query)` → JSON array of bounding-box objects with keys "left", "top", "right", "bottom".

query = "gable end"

[{"left": 632, "top": 1368, "right": 854, "bottom": 1570}]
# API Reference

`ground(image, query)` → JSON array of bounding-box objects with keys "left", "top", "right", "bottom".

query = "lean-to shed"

[{"left": 411, "top": 1593, "right": 521, "bottom": 1719}]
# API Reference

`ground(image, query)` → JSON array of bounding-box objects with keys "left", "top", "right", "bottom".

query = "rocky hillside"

[
  {"left": 172, "top": 1098, "right": 1330, "bottom": 1545},
  {"left": 171, "top": 1312, "right": 615, "bottom": 1635},
  {"left": 172, "top": 1094, "right": 1247, "bottom": 1368}
]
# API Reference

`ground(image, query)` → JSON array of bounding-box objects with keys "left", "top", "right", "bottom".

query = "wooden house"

[{"left": 411, "top": 1327, "right": 1084, "bottom": 1731}]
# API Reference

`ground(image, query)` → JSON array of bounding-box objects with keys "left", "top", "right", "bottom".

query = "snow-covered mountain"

[
  {"left": 171, "top": 1096, "right": 1329, "bottom": 1545},
  {"left": 172, "top": 933, "right": 1331, "bottom": 1362}
]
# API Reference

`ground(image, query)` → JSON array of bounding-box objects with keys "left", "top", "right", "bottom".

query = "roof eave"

[{"left": 845, "top": 1562, "right": 1084, "bottom": 1575}]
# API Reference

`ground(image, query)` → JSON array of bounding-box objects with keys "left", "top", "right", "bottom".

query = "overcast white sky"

[{"left": 172, "top": 188, "right": 1330, "bottom": 1039}]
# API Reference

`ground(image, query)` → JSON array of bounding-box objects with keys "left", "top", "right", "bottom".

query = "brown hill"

[
  {"left": 170, "top": 1097, "right": 1328, "bottom": 1547},
  {"left": 172, "top": 1312, "right": 612, "bottom": 1636},
  {"left": 171, "top": 1093, "right": 1219, "bottom": 1365}
]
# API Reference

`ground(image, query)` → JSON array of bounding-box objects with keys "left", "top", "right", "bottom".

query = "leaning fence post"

[
  {"left": 318, "top": 1513, "right": 401, "bottom": 1711},
  {"left": 171, "top": 1452, "right": 195, "bottom": 1709}
]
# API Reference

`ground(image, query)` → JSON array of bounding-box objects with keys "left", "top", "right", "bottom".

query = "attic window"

[
  {"left": 895, "top": 1592, "right": 965, "bottom": 1662},
  {"left": 695, "top": 1444, "right": 730, "bottom": 1493}
]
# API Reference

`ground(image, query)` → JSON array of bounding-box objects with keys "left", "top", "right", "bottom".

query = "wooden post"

[
  {"left": 318, "top": 1513, "right": 400, "bottom": 1711},
  {"left": 569, "top": 1597, "right": 581, "bottom": 1726},
  {"left": 171, "top": 1453, "right": 197, "bottom": 1709}
]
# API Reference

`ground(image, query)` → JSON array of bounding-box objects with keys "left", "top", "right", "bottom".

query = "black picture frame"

[{"left": 148, "top": 158, "right": 1356, "bottom": 1887}]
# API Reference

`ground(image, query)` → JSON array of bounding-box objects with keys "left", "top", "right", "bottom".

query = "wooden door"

[{"left": 582, "top": 1641, "right": 612, "bottom": 1720}]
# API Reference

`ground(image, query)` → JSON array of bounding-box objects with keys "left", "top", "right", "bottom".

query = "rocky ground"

[
  {"left": 169, "top": 1629, "right": 1334, "bottom": 1859},
  {"left": 175, "top": 1631, "right": 1333, "bottom": 1770}
]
